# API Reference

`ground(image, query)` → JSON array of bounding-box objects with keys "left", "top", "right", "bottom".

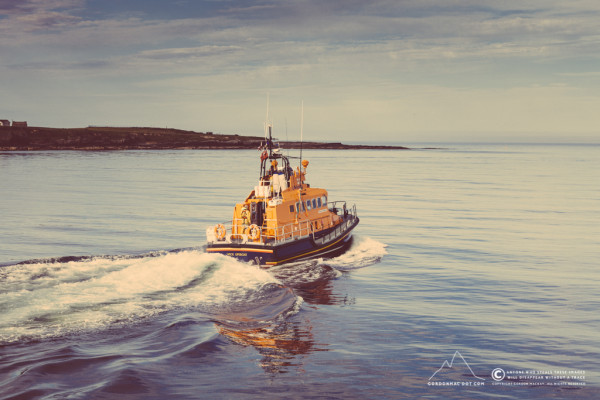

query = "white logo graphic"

[
  {"left": 429, "top": 350, "right": 486, "bottom": 381},
  {"left": 491, "top": 368, "right": 506, "bottom": 381}
]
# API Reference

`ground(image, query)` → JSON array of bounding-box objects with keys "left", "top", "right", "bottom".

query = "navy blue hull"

[{"left": 206, "top": 217, "right": 358, "bottom": 265}]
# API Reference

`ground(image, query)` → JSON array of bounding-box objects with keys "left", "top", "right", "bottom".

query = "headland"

[{"left": 0, "top": 126, "right": 409, "bottom": 151}]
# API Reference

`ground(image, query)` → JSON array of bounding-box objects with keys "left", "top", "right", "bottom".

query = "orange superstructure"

[{"left": 228, "top": 161, "right": 345, "bottom": 245}]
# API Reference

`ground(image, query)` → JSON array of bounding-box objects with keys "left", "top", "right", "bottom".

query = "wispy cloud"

[
  {"left": 137, "top": 45, "right": 243, "bottom": 60},
  {"left": 3, "top": 1, "right": 598, "bottom": 62},
  {"left": 0, "top": 0, "right": 83, "bottom": 30}
]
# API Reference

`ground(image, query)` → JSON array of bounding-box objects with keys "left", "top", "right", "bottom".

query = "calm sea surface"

[{"left": 0, "top": 145, "right": 598, "bottom": 399}]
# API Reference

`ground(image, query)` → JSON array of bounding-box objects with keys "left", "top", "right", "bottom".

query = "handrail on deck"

[{"left": 207, "top": 203, "right": 357, "bottom": 245}]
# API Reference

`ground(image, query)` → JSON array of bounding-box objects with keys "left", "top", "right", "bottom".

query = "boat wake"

[
  {"left": 318, "top": 235, "right": 388, "bottom": 270},
  {"left": 0, "top": 251, "right": 287, "bottom": 344},
  {"left": 0, "top": 236, "right": 386, "bottom": 344}
]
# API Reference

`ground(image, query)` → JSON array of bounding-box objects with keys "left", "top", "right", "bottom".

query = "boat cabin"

[{"left": 227, "top": 152, "right": 343, "bottom": 244}]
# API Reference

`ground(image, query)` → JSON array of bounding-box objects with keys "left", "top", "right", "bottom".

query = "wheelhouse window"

[
  {"left": 289, "top": 205, "right": 295, "bottom": 213},
  {"left": 317, "top": 197, "right": 322, "bottom": 208},
  {"left": 306, "top": 200, "right": 312, "bottom": 211},
  {"left": 312, "top": 199, "right": 317, "bottom": 209}
]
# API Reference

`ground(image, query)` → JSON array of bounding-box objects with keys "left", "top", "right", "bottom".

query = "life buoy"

[
  {"left": 260, "top": 150, "right": 268, "bottom": 161},
  {"left": 247, "top": 224, "right": 261, "bottom": 241},
  {"left": 214, "top": 224, "right": 226, "bottom": 241}
]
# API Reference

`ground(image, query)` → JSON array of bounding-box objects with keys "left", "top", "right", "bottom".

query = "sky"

[{"left": 1, "top": 0, "right": 599, "bottom": 143}]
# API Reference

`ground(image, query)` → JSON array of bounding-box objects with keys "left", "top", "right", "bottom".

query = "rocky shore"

[{"left": 0, "top": 126, "right": 409, "bottom": 151}]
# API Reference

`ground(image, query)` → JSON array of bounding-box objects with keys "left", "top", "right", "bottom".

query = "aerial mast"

[
  {"left": 264, "top": 94, "right": 274, "bottom": 157},
  {"left": 264, "top": 93, "right": 270, "bottom": 139},
  {"left": 299, "top": 101, "right": 304, "bottom": 167}
]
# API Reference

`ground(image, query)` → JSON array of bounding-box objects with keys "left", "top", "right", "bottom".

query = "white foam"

[
  {"left": 0, "top": 251, "right": 280, "bottom": 343},
  {"left": 321, "top": 235, "right": 388, "bottom": 269}
]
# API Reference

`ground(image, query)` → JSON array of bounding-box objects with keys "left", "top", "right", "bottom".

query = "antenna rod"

[
  {"left": 264, "top": 93, "right": 270, "bottom": 139},
  {"left": 300, "top": 101, "right": 304, "bottom": 164},
  {"left": 268, "top": 124, "right": 273, "bottom": 156},
  {"left": 285, "top": 118, "right": 289, "bottom": 157}
]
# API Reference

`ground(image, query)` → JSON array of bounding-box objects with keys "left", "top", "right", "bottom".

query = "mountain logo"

[{"left": 429, "top": 351, "right": 486, "bottom": 381}]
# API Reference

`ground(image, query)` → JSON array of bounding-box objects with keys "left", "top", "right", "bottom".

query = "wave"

[
  {"left": 0, "top": 236, "right": 387, "bottom": 344},
  {"left": 0, "top": 251, "right": 285, "bottom": 344},
  {"left": 318, "top": 235, "right": 388, "bottom": 270}
]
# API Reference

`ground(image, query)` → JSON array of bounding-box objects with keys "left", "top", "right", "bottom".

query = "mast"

[
  {"left": 264, "top": 93, "right": 270, "bottom": 140},
  {"left": 299, "top": 101, "right": 304, "bottom": 167},
  {"left": 264, "top": 93, "right": 274, "bottom": 158},
  {"left": 268, "top": 124, "right": 273, "bottom": 157}
]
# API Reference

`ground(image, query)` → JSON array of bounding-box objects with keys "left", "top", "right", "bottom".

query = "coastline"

[{"left": 0, "top": 126, "right": 409, "bottom": 151}]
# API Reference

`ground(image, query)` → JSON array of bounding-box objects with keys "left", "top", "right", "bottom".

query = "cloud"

[
  {"left": 2, "top": 1, "right": 599, "bottom": 64},
  {"left": 136, "top": 45, "right": 243, "bottom": 60},
  {"left": 13, "top": 10, "right": 81, "bottom": 30},
  {"left": 0, "top": 0, "right": 83, "bottom": 29}
]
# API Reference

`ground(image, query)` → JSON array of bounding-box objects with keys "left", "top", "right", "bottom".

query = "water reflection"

[
  {"left": 213, "top": 260, "right": 360, "bottom": 373},
  {"left": 217, "top": 320, "right": 327, "bottom": 374},
  {"left": 268, "top": 260, "right": 355, "bottom": 306},
  {"left": 293, "top": 279, "right": 356, "bottom": 306}
]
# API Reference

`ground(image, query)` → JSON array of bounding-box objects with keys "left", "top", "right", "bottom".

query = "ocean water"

[{"left": 0, "top": 145, "right": 598, "bottom": 399}]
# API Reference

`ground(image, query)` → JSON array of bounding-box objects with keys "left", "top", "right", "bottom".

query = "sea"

[{"left": 0, "top": 144, "right": 598, "bottom": 399}]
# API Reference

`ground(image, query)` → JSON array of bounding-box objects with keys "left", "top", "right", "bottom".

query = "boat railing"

[
  {"left": 262, "top": 217, "right": 325, "bottom": 244},
  {"left": 328, "top": 201, "right": 357, "bottom": 219},
  {"left": 313, "top": 203, "right": 358, "bottom": 246},
  {"left": 206, "top": 203, "right": 357, "bottom": 246},
  {"left": 207, "top": 218, "right": 313, "bottom": 245}
]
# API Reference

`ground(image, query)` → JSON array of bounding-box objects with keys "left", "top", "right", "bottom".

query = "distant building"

[
  {"left": 0, "top": 119, "right": 10, "bottom": 127},
  {"left": 12, "top": 121, "right": 27, "bottom": 127}
]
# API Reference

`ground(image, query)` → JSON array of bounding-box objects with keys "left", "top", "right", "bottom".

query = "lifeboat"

[{"left": 205, "top": 117, "right": 359, "bottom": 266}]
